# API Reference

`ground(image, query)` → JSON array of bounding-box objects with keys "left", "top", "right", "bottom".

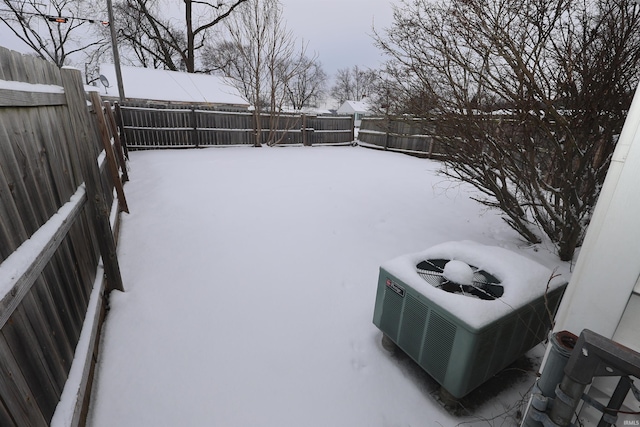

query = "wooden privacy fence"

[
  {"left": 116, "top": 102, "right": 355, "bottom": 149},
  {"left": 358, "top": 116, "right": 444, "bottom": 158},
  {"left": 0, "top": 46, "right": 128, "bottom": 426}
]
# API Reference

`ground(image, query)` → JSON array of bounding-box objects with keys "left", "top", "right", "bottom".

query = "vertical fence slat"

[
  {"left": 0, "top": 336, "right": 49, "bottom": 426},
  {"left": 0, "top": 111, "right": 42, "bottom": 239},
  {"left": 113, "top": 102, "right": 129, "bottom": 157},
  {"left": 0, "top": 134, "right": 29, "bottom": 259},
  {"left": 2, "top": 305, "right": 61, "bottom": 420},
  {"left": 61, "top": 68, "right": 125, "bottom": 293},
  {"left": 103, "top": 101, "right": 129, "bottom": 182},
  {"left": 89, "top": 92, "right": 129, "bottom": 213}
]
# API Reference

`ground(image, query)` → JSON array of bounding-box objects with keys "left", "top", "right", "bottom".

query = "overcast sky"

[
  {"left": 0, "top": 0, "right": 397, "bottom": 79},
  {"left": 280, "top": 0, "right": 396, "bottom": 76}
]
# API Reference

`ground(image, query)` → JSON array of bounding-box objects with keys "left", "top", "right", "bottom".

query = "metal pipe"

[
  {"left": 539, "top": 331, "right": 578, "bottom": 397},
  {"left": 548, "top": 330, "right": 640, "bottom": 426},
  {"left": 549, "top": 375, "right": 588, "bottom": 426},
  {"left": 522, "top": 331, "right": 577, "bottom": 427},
  {"left": 597, "top": 376, "right": 632, "bottom": 427},
  {"left": 106, "top": 0, "right": 126, "bottom": 101}
]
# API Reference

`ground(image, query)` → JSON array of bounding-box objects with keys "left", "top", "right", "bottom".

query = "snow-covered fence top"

[
  {"left": 116, "top": 102, "right": 355, "bottom": 149},
  {"left": 0, "top": 46, "right": 128, "bottom": 427}
]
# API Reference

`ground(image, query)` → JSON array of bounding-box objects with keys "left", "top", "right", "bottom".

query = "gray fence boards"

[
  {"left": 309, "top": 115, "right": 355, "bottom": 144},
  {"left": 0, "top": 46, "right": 126, "bottom": 426},
  {"left": 118, "top": 102, "right": 355, "bottom": 148},
  {"left": 358, "top": 116, "right": 443, "bottom": 157}
]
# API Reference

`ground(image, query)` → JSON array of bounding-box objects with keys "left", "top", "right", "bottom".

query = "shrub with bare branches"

[{"left": 374, "top": 0, "right": 640, "bottom": 260}]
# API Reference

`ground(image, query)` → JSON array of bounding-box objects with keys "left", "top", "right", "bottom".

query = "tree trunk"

[{"left": 185, "top": 0, "right": 195, "bottom": 72}]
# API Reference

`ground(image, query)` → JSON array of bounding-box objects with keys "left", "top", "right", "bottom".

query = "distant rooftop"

[
  {"left": 337, "top": 99, "right": 371, "bottom": 114},
  {"left": 97, "top": 64, "right": 249, "bottom": 107}
]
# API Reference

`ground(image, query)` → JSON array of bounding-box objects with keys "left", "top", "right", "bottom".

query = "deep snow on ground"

[{"left": 87, "top": 146, "right": 571, "bottom": 427}]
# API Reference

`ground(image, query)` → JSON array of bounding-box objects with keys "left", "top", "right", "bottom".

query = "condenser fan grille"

[{"left": 416, "top": 259, "right": 504, "bottom": 300}]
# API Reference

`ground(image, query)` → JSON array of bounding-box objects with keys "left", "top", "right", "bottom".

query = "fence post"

[
  {"left": 310, "top": 115, "right": 317, "bottom": 145},
  {"left": 113, "top": 102, "right": 129, "bottom": 158},
  {"left": 60, "top": 67, "right": 125, "bottom": 293},
  {"left": 191, "top": 107, "right": 200, "bottom": 148},
  {"left": 103, "top": 101, "right": 129, "bottom": 182},
  {"left": 350, "top": 115, "right": 355, "bottom": 143},
  {"left": 384, "top": 116, "right": 390, "bottom": 150},
  {"left": 302, "top": 113, "right": 308, "bottom": 146}
]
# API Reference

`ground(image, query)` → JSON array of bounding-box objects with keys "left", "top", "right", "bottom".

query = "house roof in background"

[
  {"left": 98, "top": 64, "right": 248, "bottom": 106},
  {"left": 337, "top": 100, "right": 371, "bottom": 114}
]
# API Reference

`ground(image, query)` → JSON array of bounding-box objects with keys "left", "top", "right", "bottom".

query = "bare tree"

[
  {"left": 83, "top": 40, "right": 113, "bottom": 84},
  {"left": 115, "top": 0, "right": 248, "bottom": 72},
  {"left": 375, "top": 0, "right": 640, "bottom": 261},
  {"left": 330, "top": 65, "right": 377, "bottom": 105},
  {"left": 203, "top": 39, "right": 257, "bottom": 102},
  {"left": 215, "top": 0, "right": 308, "bottom": 146},
  {"left": 114, "top": 0, "right": 179, "bottom": 68},
  {"left": 0, "top": 0, "right": 108, "bottom": 67},
  {"left": 283, "top": 52, "right": 327, "bottom": 110}
]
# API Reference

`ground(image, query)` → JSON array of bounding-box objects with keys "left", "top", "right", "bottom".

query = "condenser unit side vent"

[
  {"left": 399, "top": 294, "right": 429, "bottom": 358},
  {"left": 422, "top": 311, "right": 457, "bottom": 382},
  {"left": 378, "top": 284, "right": 403, "bottom": 339}
]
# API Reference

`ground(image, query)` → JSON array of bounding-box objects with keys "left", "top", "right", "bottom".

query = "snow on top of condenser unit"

[{"left": 380, "top": 240, "right": 566, "bottom": 329}]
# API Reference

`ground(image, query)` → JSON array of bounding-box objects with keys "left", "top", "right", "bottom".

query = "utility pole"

[{"left": 106, "top": 0, "right": 126, "bottom": 101}]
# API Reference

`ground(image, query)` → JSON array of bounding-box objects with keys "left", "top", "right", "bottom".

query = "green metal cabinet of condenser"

[{"left": 372, "top": 241, "right": 567, "bottom": 399}]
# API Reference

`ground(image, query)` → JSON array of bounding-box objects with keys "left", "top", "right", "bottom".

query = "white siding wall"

[
  {"left": 552, "top": 84, "right": 640, "bottom": 340},
  {"left": 541, "top": 83, "right": 640, "bottom": 426}
]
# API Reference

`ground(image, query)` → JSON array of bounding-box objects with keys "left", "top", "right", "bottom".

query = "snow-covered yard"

[{"left": 86, "top": 146, "right": 571, "bottom": 426}]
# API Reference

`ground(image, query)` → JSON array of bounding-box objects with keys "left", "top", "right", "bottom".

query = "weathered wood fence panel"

[
  {"left": 117, "top": 102, "right": 354, "bottom": 149},
  {"left": 0, "top": 46, "right": 127, "bottom": 426},
  {"left": 358, "top": 116, "right": 443, "bottom": 158},
  {"left": 308, "top": 115, "right": 355, "bottom": 144}
]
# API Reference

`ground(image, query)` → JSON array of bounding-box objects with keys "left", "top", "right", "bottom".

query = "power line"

[
  {"left": 0, "top": 8, "right": 109, "bottom": 25},
  {"left": 46, "top": 15, "right": 109, "bottom": 25}
]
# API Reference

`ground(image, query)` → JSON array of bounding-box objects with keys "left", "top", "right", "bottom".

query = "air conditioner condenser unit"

[{"left": 372, "top": 241, "right": 567, "bottom": 399}]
